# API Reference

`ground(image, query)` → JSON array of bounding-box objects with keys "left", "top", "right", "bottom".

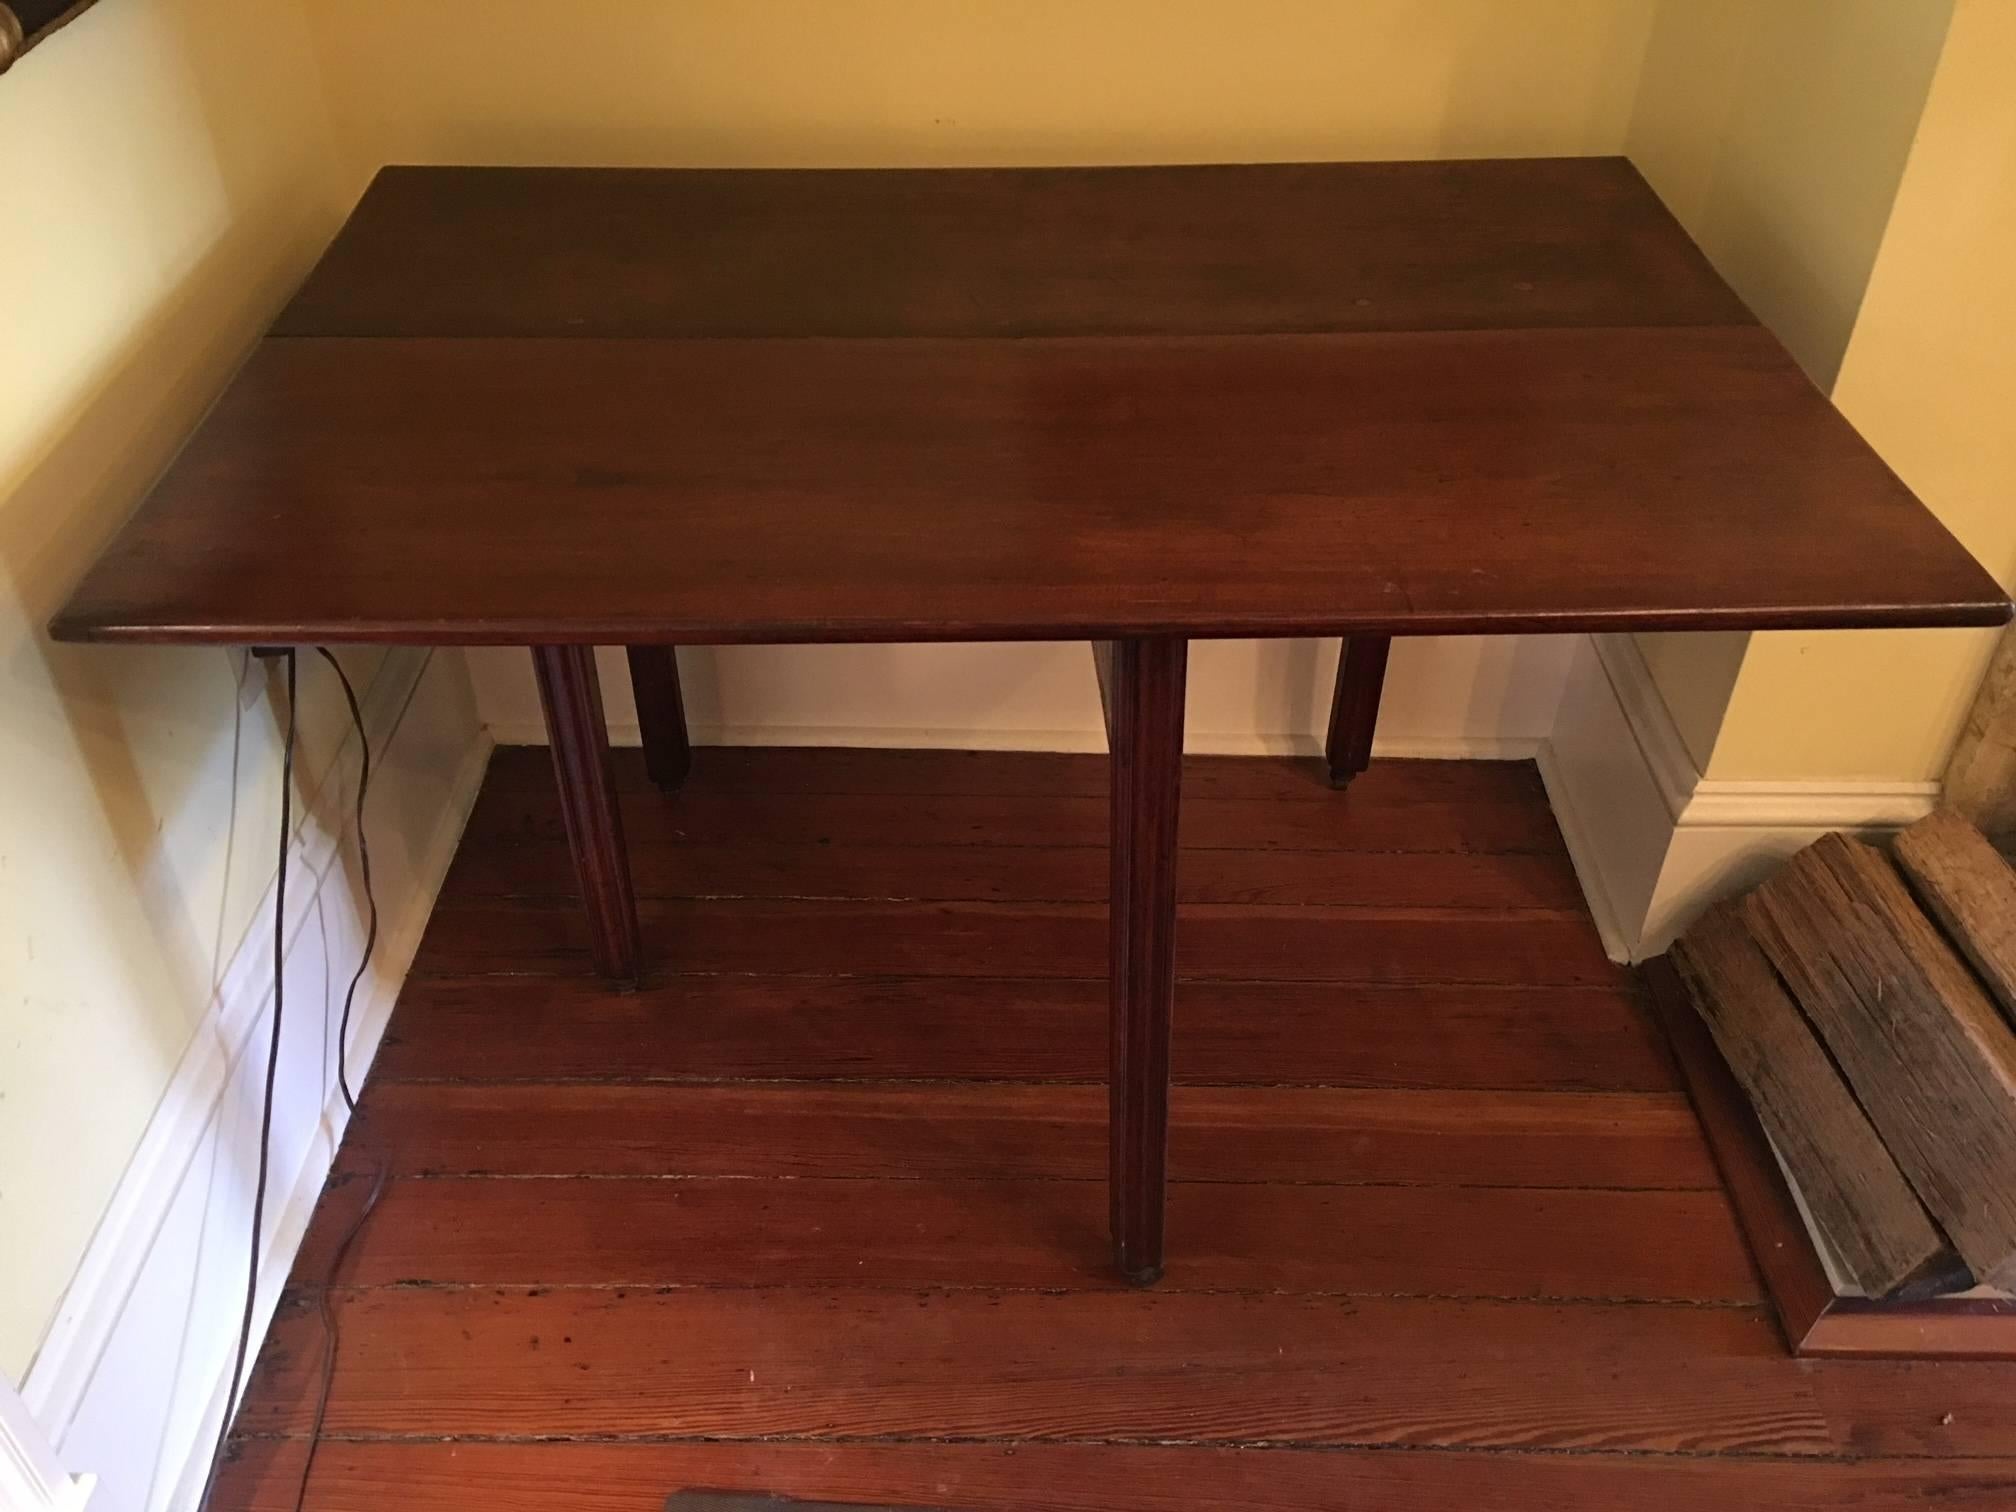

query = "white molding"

[
  {"left": 0, "top": 1380, "right": 91, "bottom": 1512},
  {"left": 1677, "top": 778, "right": 1940, "bottom": 829},
  {"left": 1544, "top": 633, "right": 1942, "bottom": 962},
  {"left": 1535, "top": 734, "right": 1634, "bottom": 964},
  {"left": 1589, "top": 633, "right": 1941, "bottom": 829},
  {"left": 486, "top": 719, "right": 1545, "bottom": 763},
  {"left": 1587, "top": 633, "right": 1701, "bottom": 824},
  {"left": 1372, "top": 733, "right": 1545, "bottom": 762},
  {"left": 20, "top": 651, "right": 490, "bottom": 1512},
  {"left": 20, "top": 650, "right": 425, "bottom": 1434},
  {"left": 157, "top": 723, "right": 495, "bottom": 1512}
]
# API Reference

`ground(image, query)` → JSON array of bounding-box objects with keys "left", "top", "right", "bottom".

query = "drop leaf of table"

[{"left": 50, "top": 159, "right": 2011, "bottom": 1282}]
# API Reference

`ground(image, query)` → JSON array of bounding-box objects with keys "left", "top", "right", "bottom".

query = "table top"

[{"left": 51, "top": 159, "right": 2009, "bottom": 646}]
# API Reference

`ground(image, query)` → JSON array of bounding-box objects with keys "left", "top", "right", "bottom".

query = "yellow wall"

[
  {"left": 310, "top": 0, "right": 1656, "bottom": 174},
  {"left": 308, "top": 0, "right": 1661, "bottom": 755},
  {"left": 1706, "top": 0, "right": 2016, "bottom": 782},
  {"left": 1622, "top": 0, "right": 1956, "bottom": 773},
  {"left": 1, "top": 0, "right": 1667, "bottom": 1386},
  {"left": 8, "top": 0, "right": 2005, "bottom": 1385},
  {"left": 1628, "top": 0, "right": 1953, "bottom": 391},
  {"left": 0, "top": 0, "right": 353, "bottom": 1380}
]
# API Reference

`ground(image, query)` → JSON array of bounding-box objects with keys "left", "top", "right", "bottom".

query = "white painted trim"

[
  {"left": 1589, "top": 634, "right": 1941, "bottom": 828},
  {"left": 1543, "top": 633, "right": 1942, "bottom": 962},
  {"left": 1586, "top": 633, "right": 1702, "bottom": 824},
  {"left": 166, "top": 737, "right": 495, "bottom": 1512},
  {"left": 1370, "top": 734, "right": 1546, "bottom": 762},
  {"left": 1677, "top": 778, "right": 1941, "bottom": 829},
  {"left": 1535, "top": 734, "right": 1633, "bottom": 964},
  {"left": 0, "top": 1380, "right": 91, "bottom": 1512},
  {"left": 20, "top": 652, "right": 490, "bottom": 1512},
  {"left": 168, "top": 705, "right": 493, "bottom": 1512},
  {"left": 19, "top": 651, "right": 425, "bottom": 1434},
  {"left": 486, "top": 718, "right": 1544, "bottom": 763}
]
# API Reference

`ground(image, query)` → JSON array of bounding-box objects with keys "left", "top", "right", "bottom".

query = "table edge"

[{"left": 47, "top": 598, "right": 2014, "bottom": 648}]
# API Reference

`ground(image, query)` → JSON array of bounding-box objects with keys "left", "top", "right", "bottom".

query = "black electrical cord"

[
  {"left": 194, "top": 648, "right": 387, "bottom": 1512},
  {"left": 195, "top": 648, "right": 297, "bottom": 1511},
  {"left": 293, "top": 648, "right": 389, "bottom": 1512},
  {"left": 290, "top": 1157, "right": 388, "bottom": 1511},
  {"left": 315, "top": 648, "right": 377, "bottom": 1114}
]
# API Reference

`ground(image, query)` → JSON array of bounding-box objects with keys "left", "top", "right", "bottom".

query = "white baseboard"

[
  {"left": 1371, "top": 733, "right": 1545, "bottom": 761},
  {"left": 1534, "top": 734, "right": 1636, "bottom": 965},
  {"left": 488, "top": 635, "right": 1931, "bottom": 969},
  {"left": 486, "top": 719, "right": 1545, "bottom": 762},
  {"left": 1541, "top": 633, "right": 1940, "bottom": 962},
  {"left": 1, "top": 1380, "right": 91, "bottom": 1512},
  {"left": 20, "top": 651, "right": 491, "bottom": 1512}
]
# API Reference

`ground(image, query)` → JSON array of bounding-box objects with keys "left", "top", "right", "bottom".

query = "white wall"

[{"left": 470, "top": 637, "right": 1575, "bottom": 759}]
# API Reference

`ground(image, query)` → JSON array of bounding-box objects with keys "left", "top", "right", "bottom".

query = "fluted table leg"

[
  {"left": 625, "top": 645, "right": 693, "bottom": 793},
  {"left": 1325, "top": 635, "right": 1391, "bottom": 788},
  {"left": 533, "top": 645, "right": 642, "bottom": 984},
  {"left": 1103, "top": 636, "right": 1188, "bottom": 1285}
]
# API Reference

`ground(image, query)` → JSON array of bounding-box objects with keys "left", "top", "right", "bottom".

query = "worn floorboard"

[
  {"left": 217, "top": 1438, "right": 2016, "bottom": 1512},
  {"left": 376, "top": 974, "right": 1670, "bottom": 1089},
  {"left": 411, "top": 898, "right": 1615, "bottom": 982},
  {"left": 213, "top": 747, "right": 2016, "bottom": 1511},
  {"left": 336, "top": 1082, "right": 1718, "bottom": 1187},
  {"left": 293, "top": 1176, "right": 1757, "bottom": 1301}
]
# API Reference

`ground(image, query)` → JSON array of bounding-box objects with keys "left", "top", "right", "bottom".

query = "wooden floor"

[{"left": 220, "top": 747, "right": 2016, "bottom": 1510}]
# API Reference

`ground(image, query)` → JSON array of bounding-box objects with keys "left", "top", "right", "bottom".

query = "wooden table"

[{"left": 52, "top": 160, "right": 2009, "bottom": 1283}]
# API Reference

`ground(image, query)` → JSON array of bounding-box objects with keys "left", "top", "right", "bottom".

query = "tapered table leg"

[
  {"left": 625, "top": 645, "right": 692, "bottom": 793},
  {"left": 1105, "top": 636, "right": 1188, "bottom": 1285},
  {"left": 1325, "top": 634, "right": 1391, "bottom": 788},
  {"left": 533, "top": 645, "right": 642, "bottom": 984}
]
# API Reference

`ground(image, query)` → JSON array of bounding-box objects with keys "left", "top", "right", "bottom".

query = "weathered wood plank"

[
  {"left": 1670, "top": 904, "right": 1947, "bottom": 1297},
  {"left": 211, "top": 1438, "right": 2016, "bottom": 1512},
  {"left": 440, "top": 835, "right": 1591, "bottom": 911},
  {"left": 375, "top": 974, "right": 1675, "bottom": 1091},
  {"left": 335, "top": 1082, "right": 1717, "bottom": 1189},
  {"left": 235, "top": 1287, "right": 1830, "bottom": 1454},
  {"left": 1743, "top": 835, "right": 2016, "bottom": 1289},
  {"left": 410, "top": 898, "right": 1617, "bottom": 983},
  {"left": 1943, "top": 624, "right": 2016, "bottom": 852},
  {"left": 290, "top": 1175, "right": 1759, "bottom": 1303},
  {"left": 1895, "top": 809, "right": 2016, "bottom": 1023}
]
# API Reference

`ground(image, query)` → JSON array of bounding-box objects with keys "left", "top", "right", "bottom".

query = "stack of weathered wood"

[{"left": 1669, "top": 811, "right": 2016, "bottom": 1301}]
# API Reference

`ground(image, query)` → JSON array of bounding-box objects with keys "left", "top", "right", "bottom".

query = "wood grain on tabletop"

[
  {"left": 51, "top": 327, "right": 2007, "bottom": 645},
  {"left": 273, "top": 159, "right": 1754, "bottom": 340}
]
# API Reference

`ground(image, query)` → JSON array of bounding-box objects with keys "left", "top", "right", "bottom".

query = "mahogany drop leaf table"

[{"left": 51, "top": 160, "right": 2010, "bottom": 1283}]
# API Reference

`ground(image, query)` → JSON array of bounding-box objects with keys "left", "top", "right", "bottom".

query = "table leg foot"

[
  {"left": 533, "top": 645, "right": 642, "bottom": 985},
  {"left": 625, "top": 645, "right": 692, "bottom": 794},
  {"left": 1325, "top": 635, "right": 1391, "bottom": 788},
  {"left": 1106, "top": 636, "right": 1187, "bottom": 1284}
]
